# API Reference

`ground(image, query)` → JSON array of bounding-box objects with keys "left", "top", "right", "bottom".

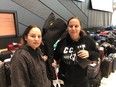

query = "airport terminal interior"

[{"left": 0, "top": 0, "right": 116, "bottom": 87}]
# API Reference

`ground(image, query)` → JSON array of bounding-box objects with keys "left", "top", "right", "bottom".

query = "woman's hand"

[
  {"left": 77, "top": 50, "right": 89, "bottom": 59},
  {"left": 43, "top": 55, "right": 48, "bottom": 61}
]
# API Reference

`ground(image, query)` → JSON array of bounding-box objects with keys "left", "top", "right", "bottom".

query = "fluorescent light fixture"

[{"left": 78, "top": 0, "right": 85, "bottom": 2}]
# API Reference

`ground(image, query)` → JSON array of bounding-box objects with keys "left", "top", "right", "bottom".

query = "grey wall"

[{"left": 0, "top": 0, "right": 112, "bottom": 48}]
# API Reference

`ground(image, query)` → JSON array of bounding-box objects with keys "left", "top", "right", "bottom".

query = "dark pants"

[
  {"left": 51, "top": 82, "right": 90, "bottom": 87},
  {"left": 63, "top": 79, "right": 90, "bottom": 87}
]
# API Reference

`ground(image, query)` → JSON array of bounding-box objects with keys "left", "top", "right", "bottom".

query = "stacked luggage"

[
  {"left": 86, "top": 28, "right": 116, "bottom": 87},
  {"left": 100, "top": 41, "right": 116, "bottom": 77},
  {"left": 108, "top": 53, "right": 116, "bottom": 72},
  {"left": 88, "top": 59, "right": 102, "bottom": 87},
  {"left": 0, "top": 61, "right": 7, "bottom": 87},
  {"left": 0, "top": 42, "right": 21, "bottom": 87},
  {"left": 0, "top": 50, "right": 12, "bottom": 87},
  {"left": 100, "top": 57, "right": 113, "bottom": 78}
]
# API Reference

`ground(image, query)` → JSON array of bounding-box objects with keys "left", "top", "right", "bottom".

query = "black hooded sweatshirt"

[
  {"left": 11, "top": 45, "right": 51, "bottom": 87},
  {"left": 54, "top": 34, "right": 99, "bottom": 85}
]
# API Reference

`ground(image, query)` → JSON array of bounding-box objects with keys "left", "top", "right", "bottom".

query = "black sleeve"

[{"left": 88, "top": 37, "right": 99, "bottom": 61}]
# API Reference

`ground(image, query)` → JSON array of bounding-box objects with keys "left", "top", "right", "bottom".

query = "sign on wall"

[
  {"left": 91, "top": 0, "right": 113, "bottom": 12},
  {"left": 0, "top": 10, "right": 19, "bottom": 38}
]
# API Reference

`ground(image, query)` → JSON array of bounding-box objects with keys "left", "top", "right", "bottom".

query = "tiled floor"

[{"left": 99, "top": 70, "right": 116, "bottom": 87}]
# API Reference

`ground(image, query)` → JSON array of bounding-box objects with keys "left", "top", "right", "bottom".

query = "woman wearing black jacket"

[
  {"left": 54, "top": 17, "right": 99, "bottom": 87},
  {"left": 10, "top": 25, "right": 51, "bottom": 87}
]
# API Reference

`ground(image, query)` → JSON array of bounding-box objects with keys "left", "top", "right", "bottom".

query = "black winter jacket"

[
  {"left": 54, "top": 34, "right": 99, "bottom": 84},
  {"left": 11, "top": 45, "right": 51, "bottom": 87}
]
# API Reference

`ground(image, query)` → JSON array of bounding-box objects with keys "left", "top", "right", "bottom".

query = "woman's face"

[
  {"left": 25, "top": 27, "right": 42, "bottom": 49},
  {"left": 68, "top": 18, "right": 81, "bottom": 41}
]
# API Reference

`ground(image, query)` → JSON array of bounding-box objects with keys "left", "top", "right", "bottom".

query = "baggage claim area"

[{"left": 0, "top": 0, "right": 116, "bottom": 87}]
